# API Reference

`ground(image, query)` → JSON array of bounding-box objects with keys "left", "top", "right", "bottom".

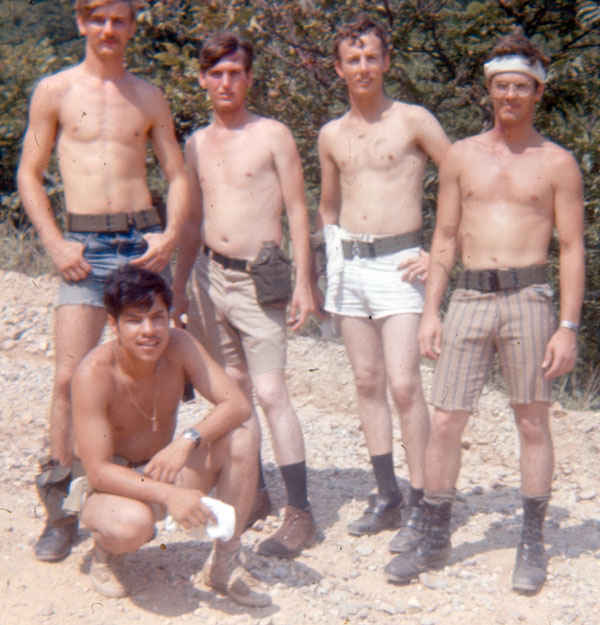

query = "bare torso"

[
  {"left": 454, "top": 131, "right": 562, "bottom": 269},
  {"left": 85, "top": 338, "right": 185, "bottom": 463},
  {"left": 187, "top": 114, "right": 286, "bottom": 259},
  {"left": 323, "top": 101, "right": 431, "bottom": 235},
  {"left": 50, "top": 64, "right": 158, "bottom": 214}
]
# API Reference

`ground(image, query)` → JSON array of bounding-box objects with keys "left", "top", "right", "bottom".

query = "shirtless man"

[
  {"left": 173, "top": 33, "right": 317, "bottom": 559},
  {"left": 70, "top": 264, "right": 270, "bottom": 606},
  {"left": 17, "top": 0, "right": 188, "bottom": 562},
  {"left": 317, "top": 15, "right": 449, "bottom": 549},
  {"left": 385, "top": 29, "right": 585, "bottom": 594}
]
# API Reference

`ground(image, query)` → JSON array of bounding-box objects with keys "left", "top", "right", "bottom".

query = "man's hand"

[
  {"left": 164, "top": 487, "right": 215, "bottom": 530},
  {"left": 419, "top": 311, "right": 443, "bottom": 360},
  {"left": 130, "top": 231, "right": 175, "bottom": 273},
  {"left": 542, "top": 327, "right": 577, "bottom": 379},
  {"left": 144, "top": 438, "right": 193, "bottom": 484},
  {"left": 287, "top": 283, "right": 316, "bottom": 331},
  {"left": 397, "top": 249, "right": 429, "bottom": 282},
  {"left": 49, "top": 238, "right": 91, "bottom": 282},
  {"left": 172, "top": 289, "right": 189, "bottom": 328}
]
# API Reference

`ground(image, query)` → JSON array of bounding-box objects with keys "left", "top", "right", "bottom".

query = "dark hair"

[
  {"left": 199, "top": 32, "right": 254, "bottom": 73},
  {"left": 103, "top": 265, "right": 172, "bottom": 319},
  {"left": 488, "top": 26, "right": 550, "bottom": 69},
  {"left": 333, "top": 13, "right": 389, "bottom": 61}
]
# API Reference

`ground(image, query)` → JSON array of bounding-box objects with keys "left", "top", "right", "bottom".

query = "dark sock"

[
  {"left": 370, "top": 453, "right": 400, "bottom": 501},
  {"left": 521, "top": 494, "right": 550, "bottom": 543},
  {"left": 280, "top": 461, "right": 309, "bottom": 510},
  {"left": 408, "top": 486, "right": 424, "bottom": 508},
  {"left": 257, "top": 453, "right": 267, "bottom": 490}
]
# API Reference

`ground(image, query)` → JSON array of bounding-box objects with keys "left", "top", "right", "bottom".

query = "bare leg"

[
  {"left": 425, "top": 408, "right": 470, "bottom": 493},
  {"left": 52, "top": 304, "right": 107, "bottom": 465},
  {"left": 513, "top": 402, "right": 554, "bottom": 496},
  {"left": 381, "top": 313, "right": 429, "bottom": 489},
  {"left": 340, "top": 315, "right": 392, "bottom": 456}
]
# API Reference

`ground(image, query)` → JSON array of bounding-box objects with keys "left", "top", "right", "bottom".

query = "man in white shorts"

[{"left": 317, "top": 14, "right": 449, "bottom": 550}]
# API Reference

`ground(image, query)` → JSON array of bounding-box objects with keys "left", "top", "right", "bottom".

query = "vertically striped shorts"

[{"left": 431, "top": 284, "right": 556, "bottom": 412}]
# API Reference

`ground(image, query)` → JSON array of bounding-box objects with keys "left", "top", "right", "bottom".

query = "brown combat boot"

[
  {"left": 257, "top": 505, "right": 317, "bottom": 558},
  {"left": 204, "top": 543, "right": 272, "bottom": 607}
]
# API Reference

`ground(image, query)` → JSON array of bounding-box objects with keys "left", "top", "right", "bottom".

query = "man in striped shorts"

[{"left": 385, "top": 28, "right": 585, "bottom": 593}]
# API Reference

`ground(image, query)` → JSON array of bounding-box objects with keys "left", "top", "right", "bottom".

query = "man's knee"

[
  {"left": 430, "top": 409, "right": 469, "bottom": 442},
  {"left": 254, "top": 373, "right": 290, "bottom": 413},
  {"left": 219, "top": 418, "right": 260, "bottom": 466},
  {"left": 514, "top": 404, "right": 551, "bottom": 444},
  {"left": 352, "top": 363, "right": 386, "bottom": 398},
  {"left": 388, "top": 375, "right": 421, "bottom": 411},
  {"left": 87, "top": 502, "right": 155, "bottom": 552}
]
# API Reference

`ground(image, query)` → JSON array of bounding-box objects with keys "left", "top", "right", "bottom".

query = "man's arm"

[
  {"left": 17, "top": 77, "right": 91, "bottom": 281},
  {"left": 316, "top": 125, "right": 342, "bottom": 230},
  {"left": 172, "top": 136, "right": 203, "bottom": 324},
  {"left": 131, "top": 87, "right": 189, "bottom": 273},
  {"left": 419, "top": 145, "right": 462, "bottom": 359},
  {"left": 272, "top": 123, "right": 316, "bottom": 330},
  {"left": 541, "top": 150, "right": 585, "bottom": 379},
  {"left": 143, "top": 329, "right": 252, "bottom": 483}
]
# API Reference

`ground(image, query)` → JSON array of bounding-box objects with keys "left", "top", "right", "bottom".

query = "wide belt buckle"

[{"left": 483, "top": 270, "right": 500, "bottom": 292}]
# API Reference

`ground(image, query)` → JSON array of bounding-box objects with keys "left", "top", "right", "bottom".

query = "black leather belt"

[
  {"left": 341, "top": 230, "right": 422, "bottom": 259},
  {"left": 457, "top": 264, "right": 548, "bottom": 292},
  {"left": 203, "top": 245, "right": 251, "bottom": 272},
  {"left": 66, "top": 208, "right": 161, "bottom": 232}
]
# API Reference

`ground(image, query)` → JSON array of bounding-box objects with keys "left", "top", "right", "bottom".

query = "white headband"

[{"left": 483, "top": 54, "right": 547, "bottom": 84}]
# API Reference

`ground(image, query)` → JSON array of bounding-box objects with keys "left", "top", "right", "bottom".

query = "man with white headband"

[{"left": 385, "top": 28, "right": 584, "bottom": 594}]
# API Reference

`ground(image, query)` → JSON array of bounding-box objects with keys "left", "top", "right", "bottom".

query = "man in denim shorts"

[
  {"left": 385, "top": 29, "right": 585, "bottom": 593},
  {"left": 17, "top": 0, "right": 188, "bottom": 562}
]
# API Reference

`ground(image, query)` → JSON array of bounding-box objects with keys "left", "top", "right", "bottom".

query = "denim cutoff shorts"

[{"left": 57, "top": 225, "right": 169, "bottom": 308}]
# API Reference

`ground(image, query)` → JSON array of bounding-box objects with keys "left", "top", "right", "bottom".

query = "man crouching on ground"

[{"left": 71, "top": 265, "right": 271, "bottom": 607}]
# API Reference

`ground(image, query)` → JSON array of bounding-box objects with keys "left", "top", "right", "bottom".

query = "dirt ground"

[{"left": 1, "top": 269, "right": 599, "bottom": 625}]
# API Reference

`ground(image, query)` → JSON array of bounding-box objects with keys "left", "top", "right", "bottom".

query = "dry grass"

[{"left": 0, "top": 221, "right": 54, "bottom": 276}]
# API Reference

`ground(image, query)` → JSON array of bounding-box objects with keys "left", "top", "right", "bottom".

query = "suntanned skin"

[
  {"left": 173, "top": 49, "right": 315, "bottom": 469},
  {"left": 419, "top": 70, "right": 585, "bottom": 498},
  {"left": 73, "top": 296, "right": 258, "bottom": 551},
  {"left": 317, "top": 31, "right": 449, "bottom": 491},
  {"left": 16, "top": 1, "right": 188, "bottom": 466}
]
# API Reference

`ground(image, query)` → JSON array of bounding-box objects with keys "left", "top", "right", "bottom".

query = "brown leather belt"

[
  {"left": 203, "top": 245, "right": 251, "bottom": 272},
  {"left": 66, "top": 208, "right": 161, "bottom": 232},
  {"left": 457, "top": 264, "right": 548, "bottom": 292},
  {"left": 341, "top": 230, "right": 422, "bottom": 259}
]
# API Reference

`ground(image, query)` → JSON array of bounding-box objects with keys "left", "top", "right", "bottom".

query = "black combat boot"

[
  {"left": 385, "top": 498, "right": 452, "bottom": 584},
  {"left": 389, "top": 487, "right": 425, "bottom": 553},
  {"left": 512, "top": 494, "right": 550, "bottom": 594},
  {"left": 347, "top": 492, "right": 404, "bottom": 536},
  {"left": 34, "top": 457, "right": 78, "bottom": 562}
]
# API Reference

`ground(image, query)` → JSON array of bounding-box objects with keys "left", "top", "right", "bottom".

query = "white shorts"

[{"left": 324, "top": 225, "right": 425, "bottom": 319}]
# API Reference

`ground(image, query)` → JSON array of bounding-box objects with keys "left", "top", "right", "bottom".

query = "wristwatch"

[
  {"left": 182, "top": 427, "right": 203, "bottom": 448},
  {"left": 560, "top": 320, "right": 579, "bottom": 333}
]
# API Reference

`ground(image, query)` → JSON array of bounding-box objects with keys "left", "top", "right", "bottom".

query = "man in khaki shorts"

[
  {"left": 385, "top": 29, "right": 585, "bottom": 593},
  {"left": 71, "top": 264, "right": 270, "bottom": 606},
  {"left": 173, "top": 32, "right": 317, "bottom": 558},
  {"left": 317, "top": 15, "right": 449, "bottom": 548},
  {"left": 17, "top": 0, "right": 188, "bottom": 562}
]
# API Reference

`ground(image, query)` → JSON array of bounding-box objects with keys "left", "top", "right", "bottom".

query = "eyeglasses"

[{"left": 490, "top": 81, "right": 536, "bottom": 97}]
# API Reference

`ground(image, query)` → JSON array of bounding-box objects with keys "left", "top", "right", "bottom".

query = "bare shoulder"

[
  {"left": 31, "top": 65, "right": 80, "bottom": 104},
  {"left": 72, "top": 341, "right": 115, "bottom": 392},
  {"left": 318, "top": 113, "right": 348, "bottom": 144},
  {"left": 393, "top": 101, "right": 437, "bottom": 124},
  {"left": 185, "top": 126, "right": 209, "bottom": 153},
  {"left": 165, "top": 327, "right": 205, "bottom": 359},
  {"left": 253, "top": 115, "right": 294, "bottom": 142},
  {"left": 540, "top": 137, "right": 581, "bottom": 174}
]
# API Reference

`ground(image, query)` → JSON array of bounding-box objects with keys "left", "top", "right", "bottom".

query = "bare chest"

[
  {"left": 196, "top": 133, "right": 276, "bottom": 192},
  {"left": 58, "top": 84, "right": 151, "bottom": 146},
  {"left": 461, "top": 149, "right": 554, "bottom": 210},
  {"left": 331, "top": 122, "right": 422, "bottom": 176}
]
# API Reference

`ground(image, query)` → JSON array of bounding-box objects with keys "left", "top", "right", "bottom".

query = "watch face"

[{"left": 184, "top": 428, "right": 202, "bottom": 445}]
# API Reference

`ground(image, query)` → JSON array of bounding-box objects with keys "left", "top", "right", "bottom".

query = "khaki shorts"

[
  {"left": 189, "top": 252, "right": 287, "bottom": 375},
  {"left": 63, "top": 457, "right": 165, "bottom": 520},
  {"left": 432, "top": 284, "right": 557, "bottom": 412}
]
